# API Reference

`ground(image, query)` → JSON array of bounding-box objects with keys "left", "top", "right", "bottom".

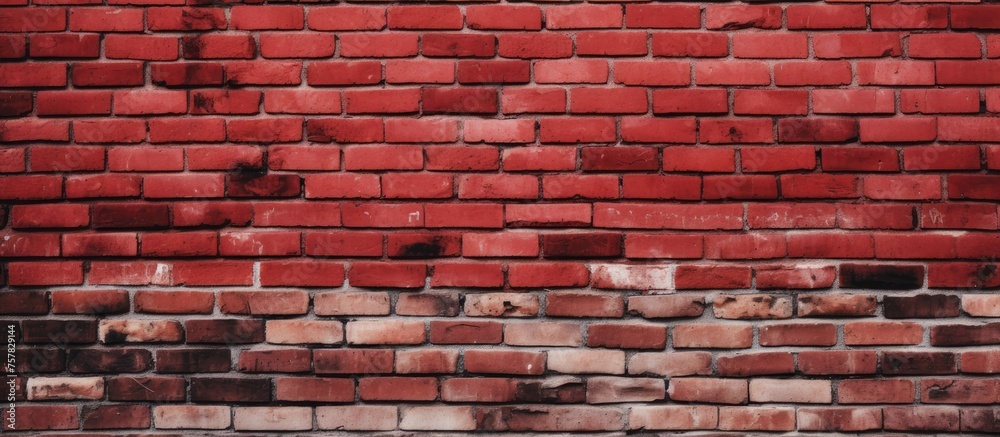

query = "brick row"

[
  {"left": 6, "top": 117, "right": 1000, "bottom": 147},
  {"left": 5, "top": 202, "right": 1000, "bottom": 229},
  {"left": 3, "top": 173, "right": 1000, "bottom": 202},
  {"left": 0, "top": 144, "right": 997, "bottom": 172},
  {"left": 5, "top": 288, "right": 1000, "bottom": 323},
  {"left": 3, "top": 228, "right": 1000, "bottom": 258},
  {"left": 4, "top": 5, "right": 1000, "bottom": 33},
  {"left": 9, "top": 390, "right": 996, "bottom": 432},
  {"left": 10, "top": 402, "right": 1000, "bottom": 432}
]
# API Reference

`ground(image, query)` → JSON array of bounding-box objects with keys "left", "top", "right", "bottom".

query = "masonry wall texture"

[{"left": 0, "top": 0, "right": 999, "bottom": 434}]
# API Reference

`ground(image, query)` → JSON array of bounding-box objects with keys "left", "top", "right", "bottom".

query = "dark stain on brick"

[
  {"left": 191, "top": 92, "right": 213, "bottom": 113},
  {"left": 476, "top": 407, "right": 511, "bottom": 431},
  {"left": 931, "top": 323, "right": 1000, "bottom": 347},
  {"left": 399, "top": 293, "right": 461, "bottom": 316},
  {"left": 402, "top": 242, "right": 444, "bottom": 258},
  {"left": 101, "top": 329, "right": 129, "bottom": 345},
  {"left": 884, "top": 294, "right": 960, "bottom": 319},
  {"left": 543, "top": 233, "right": 622, "bottom": 258},
  {"left": 185, "top": 319, "right": 265, "bottom": 344},
  {"left": 778, "top": 118, "right": 858, "bottom": 143},
  {"left": 181, "top": 37, "right": 203, "bottom": 59},
  {"left": 156, "top": 349, "right": 231, "bottom": 373},
  {"left": 0, "top": 93, "right": 31, "bottom": 117},
  {"left": 92, "top": 204, "right": 170, "bottom": 229},
  {"left": 68, "top": 349, "right": 153, "bottom": 373},
  {"left": 976, "top": 264, "right": 999, "bottom": 287},
  {"left": 515, "top": 380, "right": 586, "bottom": 403},
  {"left": 839, "top": 264, "right": 924, "bottom": 290},
  {"left": 390, "top": 234, "right": 461, "bottom": 259},
  {"left": 230, "top": 163, "right": 267, "bottom": 178},
  {"left": 227, "top": 173, "right": 301, "bottom": 198},
  {"left": 190, "top": 377, "right": 271, "bottom": 403},
  {"left": 882, "top": 351, "right": 956, "bottom": 375},
  {"left": 961, "top": 408, "right": 1000, "bottom": 432}
]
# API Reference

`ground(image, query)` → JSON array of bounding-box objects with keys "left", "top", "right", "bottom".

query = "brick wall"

[{"left": 1, "top": 0, "right": 999, "bottom": 434}]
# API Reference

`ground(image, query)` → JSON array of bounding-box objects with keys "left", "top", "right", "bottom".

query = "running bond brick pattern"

[{"left": 1, "top": 0, "right": 1000, "bottom": 434}]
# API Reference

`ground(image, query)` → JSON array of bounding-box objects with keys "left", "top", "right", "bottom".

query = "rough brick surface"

[{"left": 0, "top": 0, "right": 998, "bottom": 434}]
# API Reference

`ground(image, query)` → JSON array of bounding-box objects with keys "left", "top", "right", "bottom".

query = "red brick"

[
  {"left": 700, "top": 118, "right": 773, "bottom": 144},
  {"left": 276, "top": 378, "right": 354, "bottom": 402},
  {"left": 653, "top": 32, "right": 728, "bottom": 57},
  {"left": 151, "top": 62, "right": 224, "bottom": 87},
  {"left": 543, "top": 292, "right": 621, "bottom": 318},
  {"left": 508, "top": 263, "right": 589, "bottom": 288},
  {"left": 219, "top": 291, "right": 308, "bottom": 315},
  {"left": 871, "top": 5, "right": 947, "bottom": 29},
  {"left": 426, "top": 203, "right": 504, "bottom": 229},
  {"left": 787, "top": 5, "right": 866, "bottom": 29},
  {"left": 30, "top": 34, "right": 98, "bottom": 59},
  {"left": 315, "top": 349, "right": 393, "bottom": 375},
  {"left": 465, "top": 350, "right": 545, "bottom": 375},
  {"left": 106, "top": 35, "right": 178, "bottom": 61},
  {"left": 707, "top": 5, "right": 781, "bottom": 29},
  {"left": 386, "top": 59, "right": 455, "bottom": 84},
  {"left": 396, "top": 292, "right": 461, "bottom": 316},
  {"left": 713, "top": 294, "right": 793, "bottom": 319},
  {"left": 627, "top": 4, "right": 701, "bottom": 28},
  {"left": 349, "top": 262, "right": 426, "bottom": 288},
  {"left": 839, "top": 379, "right": 915, "bottom": 404},
  {"left": 441, "top": 378, "right": 515, "bottom": 402},
  {"left": 308, "top": 6, "right": 385, "bottom": 30},
  {"left": 653, "top": 89, "right": 727, "bottom": 114},
  {"left": 225, "top": 62, "right": 303, "bottom": 86},
  {"left": 423, "top": 33, "right": 495, "bottom": 58},
  {"left": 457, "top": 60, "right": 530, "bottom": 84},
  {"left": 588, "top": 323, "right": 667, "bottom": 349},
  {"left": 669, "top": 378, "right": 748, "bottom": 404},
  {"left": 466, "top": 5, "right": 541, "bottom": 30},
  {"left": 459, "top": 174, "right": 538, "bottom": 199},
  {"left": 316, "top": 292, "right": 389, "bottom": 317},
  {"left": 578, "top": 31, "right": 647, "bottom": 56},
  {"left": 884, "top": 406, "right": 960, "bottom": 432},
  {"left": 673, "top": 323, "right": 753, "bottom": 349},
  {"left": 696, "top": 61, "right": 770, "bottom": 85},
  {"left": 387, "top": 5, "right": 461, "bottom": 30},
  {"left": 423, "top": 87, "right": 497, "bottom": 114},
  {"left": 396, "top": 349, "right": 458, "bottom": 374},
  {"left": 498, "top": 33, "right": 573, "bottom": 59},
  {"left": 629, "top": 405, "right": 719, "bottom": 430},
  {"left": 135, "top": 291, "right": 214, "bottom": 315},
  {"left": 147, "top": 7, "right": 226, "bottom": 31},
  {"left": 502, "top": 87, "right": 566, "bottom": 113},
  {"left": 231, "top": 5, "right": 303, "bottom": 30},
  {"left": 535, "top": 60, "right": 608, "bottom": 84},
  {"left": 503, "top": 147, "right": 575, "bottom": 172},
  {"left": 340, "top": 33, "right": 418, "bottom": 58},
  {"left": 431, "top": 263, "right": 504, "bottom": 288},
  {"left": 775, "top": 61, "right": 852, "bottom": 86},
  {"left": 360, "top": 377, "right": 438, "bottom": 401},
  {"left": 430, "top": 321, "right": 502, "bottom": 345},
  {"left": 70, "top": 7, "right": 142, "bottom": 32},
  {"left": 814, "top": 33, "right": 902, "bottom": 58},
  {"left": 546, "top": 5, "right": 622, "bottom": 29},
  {"left": 718, "top": 352, "right": 795, "bottom": 377},
  {"left": 734, "top": 33, "right": 808, "bottom": 59}
]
